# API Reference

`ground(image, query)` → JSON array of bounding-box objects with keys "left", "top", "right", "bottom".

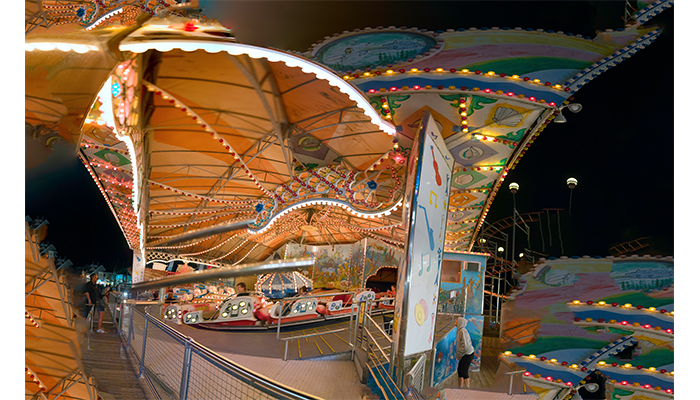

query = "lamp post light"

[
  {"left": 553, "top": 102, "right": 583, "bottom": 123},
  {"left": 508, "top": 182, "right": 519, "bottom": 265},
  {"left": 567, "top": 177, "right": 578, "bottom": 214}
]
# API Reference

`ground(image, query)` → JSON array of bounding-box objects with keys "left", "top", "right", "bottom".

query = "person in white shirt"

[{"left": 455, "top": 317, "right": 475, "bottom": 389}]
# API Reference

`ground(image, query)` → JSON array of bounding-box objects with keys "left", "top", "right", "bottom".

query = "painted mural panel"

[
  {"left": 438, "top": 268, "right": 485, "bottom": 315},
  {"left": 313, "top": 31, "right": 439, "bottom": 72},
  {"left": 438, "top": 253, "right": 487, "bottom": 315},
  {"left": 351, "top": 239, "right": 367, "bottom": 287},
  {"left": 362, "top": 238, "right": 405, "bottom": 287},
  {"left": 431, "top": 327, "right": 457, "bottom": 387},
  {"left": 285, "top": 242, "right": 362, "bottom": 290},
  {"left": 500, "top": 257, "right": 674, "bottom": 398}
]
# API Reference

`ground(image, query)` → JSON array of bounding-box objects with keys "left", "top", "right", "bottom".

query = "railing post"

[
  {"left": 118, "top": 300, "right": 125, "bottom": 336},
  {"left": 352, "top": 301, "right": 361, "bottom": 352},
  {"left": 138, "top": 316, "right": 148, "bottom": 378},
  {"left": 179, "top": 337, "right": 194, "bottom": 400},
  {"left": 348, "top": 301, "right": 355, "bottom": 349},
  {"left": 87, "top": 305, "right": 95, "bottom": 351},
  {"left": 389, "top": 340, "right": 396, "bottom": 381},
  {"left": 284, "top": 340, "right": 289, "bottom": 361},
  {"left": 276, "top": 299, "right": 284, "bottom": 340},
  {"left": 127, "top": 305, "right": 134, "bottom": 351}
]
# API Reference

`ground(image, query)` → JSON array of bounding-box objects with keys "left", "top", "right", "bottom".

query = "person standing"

[
  {"left": 85, "top": 274, "right": 106, "bottom": 333},
  {"left": 455, "top": 317, "right": 475, "bottom": 389}
]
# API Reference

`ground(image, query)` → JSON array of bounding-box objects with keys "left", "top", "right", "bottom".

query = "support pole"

[
  {"left": 179, "top": 337, "right": 193, "bottom": 400},
  {"left": 138, "top": 317, "right": 148, "bottom": 378}
]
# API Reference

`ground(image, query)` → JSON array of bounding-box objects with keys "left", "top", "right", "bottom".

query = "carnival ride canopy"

[{"left": 24, "top": 1, "right": 671, "bottom": 267}]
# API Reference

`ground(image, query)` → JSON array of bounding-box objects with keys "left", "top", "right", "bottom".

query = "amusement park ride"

[{"left": 25, "top": 0, "right": 674, "bottom": 399}]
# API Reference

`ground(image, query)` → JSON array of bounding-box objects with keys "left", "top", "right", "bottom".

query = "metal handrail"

[
  {"left": 279, "top": 327, "right": 349, "bottom": 361},
  {"left": 505, "top": 369, "right": 527, "bottom": 395},
  {"left": 364, "top": 326, "right": 390, "bottom": 365},
  {"left": 137, "top": 309, "right": 323, "bottom": 400},
  {"left": 86, "top": 305, "right": 95, "bottom": 350}
]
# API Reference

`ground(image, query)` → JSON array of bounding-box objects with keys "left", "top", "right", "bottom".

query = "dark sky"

[{"left": 25, "top": 1, "right": 674, "bottom": 269}]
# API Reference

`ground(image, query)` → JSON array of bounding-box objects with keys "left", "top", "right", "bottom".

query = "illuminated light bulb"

[
  {"left": 511, "top": 75, "right": 519, "bottom": 79},
  {"left": 624, "top": 364, "right": 632, "bottom": 368},
  {"left": 624, "top": 303, "right": 632, "bottom": 308},
  {"left": 649, "top": 307, "right": 656, "bottom": 311},
  {"left": 648, "top": 367, "right": 656, "bottom": 371},
  {"left": 343, "top": 76, "right": 350, "bottom": 80},
  {"left": 386, "top": 70, "right": 394, "bottom": 74},
  {"left": 503, "top": 351, "right": 512, "bottom": 356},
  {"left": 487, "top": 71, "right": 495, "bottom": 76},
  {"left": 570, "top": 364, "right": 578, "bottom": 369},
  {"left": 410, "top": 68, "right": 418, "bottom": 72},
  {"left": 529, "top": 354, "right": 536, "bottom": 359},
  {"left": 598, "top": 301, "right": 606, "bottom": 305},
  {"left": 533, "top": 79, "right": 540, "bottom": 83},
  {"left": 598, "top": 361, "right": 606, "bottom": 365},
  {"left": 572, "top": 300, "right": 580, "bottom": 304},
  {"left": 550, "top": 359, "right": 557, "bottom": 363}
]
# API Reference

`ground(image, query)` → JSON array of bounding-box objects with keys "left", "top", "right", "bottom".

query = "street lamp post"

[
  {"left": 567, "top": 177, "right": 578, "bottom": 214},
  {"left": 508, "top": 183, "right": 519, "bottom": 266}
]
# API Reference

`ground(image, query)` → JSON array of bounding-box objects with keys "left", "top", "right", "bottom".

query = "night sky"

[{"left": 24, "top": 1, "right": 675, "bottom": 269}]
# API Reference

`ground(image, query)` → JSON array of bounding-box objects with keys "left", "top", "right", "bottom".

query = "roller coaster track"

[
  {"left": 481, "top": 209, "right": 563, "bottom": 240},
  {"left": 608, "top": 237, "right": 649, "bottom": 256}
]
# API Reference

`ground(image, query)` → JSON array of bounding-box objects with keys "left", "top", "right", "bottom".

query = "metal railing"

[
  {"left": 405, "top": 354, "right": 428, "bottom": 400},
  {"left": 118, "top": 300, "right": 322, "bottom": 400},
  {"left": 353, "top": 299, "right": 405, "bottom": 400},
  {"left": 275, "top": 291, "right": 375, "bottom": 361}
]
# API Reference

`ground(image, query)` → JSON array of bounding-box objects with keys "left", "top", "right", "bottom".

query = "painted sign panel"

[
  {"left": 396, "top": 111, "right": 455, "bottom": 357},
  {"left": 431, "top": 327, "right": 458, "bottom": 387},
  {"left": 132, "top": 249, "right": 145, "bottom": 283}
]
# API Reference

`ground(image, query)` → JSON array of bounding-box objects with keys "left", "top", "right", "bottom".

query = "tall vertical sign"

[
  {"left": 132, "top": 249, "right": 145, "bottom": 283},
  {"left": 394, "top": 111, "right": 454, "bottom": 383}
]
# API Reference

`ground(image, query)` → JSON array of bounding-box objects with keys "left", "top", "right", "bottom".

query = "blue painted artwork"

[
  {"left": 431, "top": 327, "right": 458, "bottom": 387},
  {"left": 313, "top": 32, "right": 438, "bottom": 71},
  {"left": 438, "top": 268, "right": 484, "bottom": 315}
]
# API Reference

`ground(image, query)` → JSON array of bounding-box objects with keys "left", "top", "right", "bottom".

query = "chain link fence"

[{"left": 118, "top": 300, "right": 322, "bottom": 400}]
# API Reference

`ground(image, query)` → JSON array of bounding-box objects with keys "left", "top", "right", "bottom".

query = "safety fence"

[{"left": 116, "top": 300, "right": 322, "bottom": 400}]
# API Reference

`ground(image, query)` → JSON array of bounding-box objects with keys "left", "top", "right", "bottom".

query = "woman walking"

[{"left": 455, "top": 317, "right": 475, "bottom": 389}]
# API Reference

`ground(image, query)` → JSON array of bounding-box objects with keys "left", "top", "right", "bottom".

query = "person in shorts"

[
  {"left": 455, "top": 317, "right": 475, "bottom": 388},
  {"left": 85, "top": 274, "right": 106, "bottom": 333}
]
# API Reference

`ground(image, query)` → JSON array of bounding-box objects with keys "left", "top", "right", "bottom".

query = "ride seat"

[{"left": 332, "top": 294, "right": 353, "bottom": 307}]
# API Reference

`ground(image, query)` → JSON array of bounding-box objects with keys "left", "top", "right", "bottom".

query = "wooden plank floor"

[{"left": 80, "top": 307, "right": 157, "bottom": 400}]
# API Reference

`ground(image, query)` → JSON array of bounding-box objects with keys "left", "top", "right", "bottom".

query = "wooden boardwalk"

[
  {"left": 437, "top": 335, "right": 530, "bottom": 395},
  {"left": 80, "top": 306, "right": 157, "bottom": 400}
]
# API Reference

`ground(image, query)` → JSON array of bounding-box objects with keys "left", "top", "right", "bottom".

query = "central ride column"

[{"left": 394, "top": 111, "right": 454, "bottom": 389}]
